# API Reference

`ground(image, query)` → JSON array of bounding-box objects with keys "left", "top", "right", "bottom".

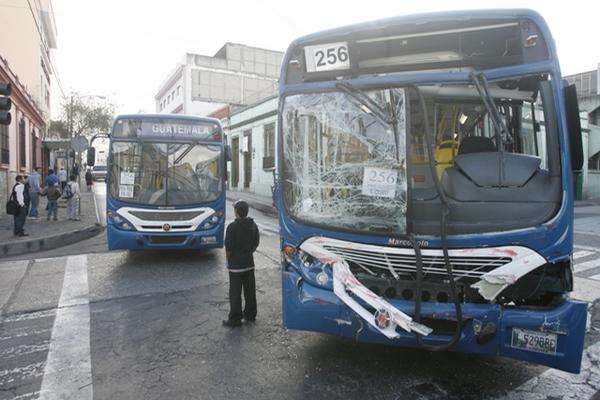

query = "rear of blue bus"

[
  {"left": 277, "top": 10, "right": 587, "bottom": 373},
  {"left": 106, "top": 115, "right": 226, "bottom": 250}
]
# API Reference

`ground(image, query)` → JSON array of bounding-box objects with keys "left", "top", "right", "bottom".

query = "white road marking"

[
  {"left": 574, "top": 258, "right": 600, "bottom": 273},
  {"left": 573, "top": 250, "right": 595, "bottom": 260},
  {"left": 574, "top": 230, "right": 600, "bottom": 238},
  {"left": 574, "top": 244, "right": 599, "bottom": 251},
  {"left": 493, "top": 341, "right": 600, "bottom": 400},
  {"left": 39, "top": 255, "right": 92, "bottom": 400}
]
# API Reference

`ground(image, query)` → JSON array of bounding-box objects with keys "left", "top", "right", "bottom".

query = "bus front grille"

[
  {"left": 146, "top": 235, "right": 188, "bottom": 244},
  {"left": 130, "top": 211, "right": 203, "bottom": 221},
  {"left": 322, "top": 245, "right": 512, "bottom": 281}
]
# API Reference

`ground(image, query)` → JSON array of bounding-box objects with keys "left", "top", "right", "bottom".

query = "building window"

[
  {"left": 32, "top": 131, "right": 37, "bottom": 168},
  {"left": 263, "top": 122, "right": 275, "bottom": 169},
  {"left": 0, "top": 125, "right": 9, "bottom": 164},
  {"left": 19, "top": 119, "right": 26, "bottom": 168},
  {"left": 177, "top": 85, "right": 181, "bottom": 96}
]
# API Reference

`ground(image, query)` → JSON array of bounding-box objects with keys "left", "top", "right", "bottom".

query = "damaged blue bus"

[{"left": 276, "top": 9, "right": 587, "bottom": 373}]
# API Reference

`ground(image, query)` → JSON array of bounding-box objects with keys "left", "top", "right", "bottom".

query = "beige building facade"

[{"left": 0, "top": 0, "right": 58, "bottom": 213}]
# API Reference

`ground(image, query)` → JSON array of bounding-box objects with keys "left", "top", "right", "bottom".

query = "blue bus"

[
  {"left": 89, "top": 114, "right": 228, "bottom": 250},
  {"left": 276, "top": 10, "right": 586, "bottom": 373}
]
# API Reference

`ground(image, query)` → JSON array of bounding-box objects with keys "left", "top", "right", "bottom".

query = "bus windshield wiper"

[
  {"left": 336, "top": 82, "right": 393, "bottom": 126},
  {"left": 469, "top": 72, "right": 514, "bottom": 146}
]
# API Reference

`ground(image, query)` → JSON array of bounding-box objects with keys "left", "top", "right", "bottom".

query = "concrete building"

[
  {"left": 0, "top": 0, "right": 58, "bottom": 212},
  {"left": 155, "top": 43, "right": 283, "bottom": 117},
  {"left": 227, "top": 96, "right": 277, "bottom": 197}
]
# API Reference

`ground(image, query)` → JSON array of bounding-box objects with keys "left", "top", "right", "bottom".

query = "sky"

[{"left": 50, "top": 0, "right": 600, "bottom": 117}]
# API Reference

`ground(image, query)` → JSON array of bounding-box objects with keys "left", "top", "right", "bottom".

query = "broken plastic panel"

[
  {"left": 299, "top": 238, "right": 433, "bottom": 337},
  {"left": 282, "top": 89, "right": 408, "bottom": 234}
]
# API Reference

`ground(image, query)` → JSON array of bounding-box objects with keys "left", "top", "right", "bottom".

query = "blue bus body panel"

[
  {"left": 106, "top": 193, "right": 225, "bottom": 251},
  {"left": 106, "top": 223, "right": 224, "bottom": 251},
  {"left": 282, "top": 269, "right": 587, "bottom": 373}
]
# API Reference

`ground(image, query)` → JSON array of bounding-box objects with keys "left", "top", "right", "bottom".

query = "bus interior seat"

[{"left": 458, "top": 136, "right": 496, "bottom": 154}]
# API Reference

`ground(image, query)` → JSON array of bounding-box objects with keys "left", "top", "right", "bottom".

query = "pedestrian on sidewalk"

[
  {"left": 64, "top": 174, "right": 80, "bottom": 221},
  {"left": 40, "top": 183, "right": 61, "bottom": 221},
  {"left": 85, "top": 168, "right": 93, "bottom": 191},
  {"left": 222, "top": 200, "right": 260, "bottom": 328},
  {"left": 28, "top": 167, "right": 41, "bottom": 219},
  {"left": 45, "top": 169, "right": 58, "bottom": 187},
  {"left": 22, "top": 175, "right": 31, "bottom": 217},
  {"left": 58, "top": 167, "right": 67, "bottom": 190},
  {"left": 11, "top": 175, "right": 28, "bottom": 237}
]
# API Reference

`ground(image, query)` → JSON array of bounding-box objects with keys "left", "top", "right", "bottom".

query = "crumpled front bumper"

[{"left": 282, "top": 267, "right": 587, "bottom": 374}]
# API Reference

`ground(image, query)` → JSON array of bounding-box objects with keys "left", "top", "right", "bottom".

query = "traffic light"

[{"left": 0, "top": 82, "right": 11, "bottom": 125}]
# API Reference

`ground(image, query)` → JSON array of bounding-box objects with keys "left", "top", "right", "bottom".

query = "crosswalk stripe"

[
  {"left": 587, "top": 273, "right": 600, "bottom": 281},
  {"left": 574, "top": 244, "right": 598, "bottom": 251},
  {"left": 39, "top": 255, "right": 92, "bottom": 400},
  {"left": 573, "top": 250, "right": 595, "bottom": 260},
  {"left": 574, "top": 258, "right": 600, "bottom": 273}
]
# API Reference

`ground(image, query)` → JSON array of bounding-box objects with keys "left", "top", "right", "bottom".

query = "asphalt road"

[{"left": 1, "top": 200, "right": 600, "bottom": 399}]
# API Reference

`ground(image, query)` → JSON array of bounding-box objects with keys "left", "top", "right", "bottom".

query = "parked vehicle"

[{"left": 92, "top": 165, "right": 107, "bottom": 181}]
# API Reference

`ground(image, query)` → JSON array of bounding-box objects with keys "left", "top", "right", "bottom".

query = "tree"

[{"left": 49, "top": 93, "right": 115, "bottom": 139}]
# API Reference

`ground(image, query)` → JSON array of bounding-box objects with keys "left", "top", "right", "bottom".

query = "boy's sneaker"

[{"left": 222, "top": 319, "right": 242, "bottom": 328}]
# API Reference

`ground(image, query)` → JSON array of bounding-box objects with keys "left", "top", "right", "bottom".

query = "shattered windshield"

[{"left": 282, "top": 88, "right": 407, "bottom": 234}]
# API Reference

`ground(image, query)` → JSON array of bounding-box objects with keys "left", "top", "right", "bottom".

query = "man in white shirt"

[
  {"left": 58, "top": 167, "right": 67, "bottom": 190},
  {"left": 12, "top": 175, "right": 28, "bottom": 237},
  {"left": 66, "top": 174, "right": 81, "bottom": 221}
]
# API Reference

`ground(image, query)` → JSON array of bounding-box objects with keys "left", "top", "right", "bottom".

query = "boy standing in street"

[{"left": 223, "top": 200, "right": 260, "bottom": 327}]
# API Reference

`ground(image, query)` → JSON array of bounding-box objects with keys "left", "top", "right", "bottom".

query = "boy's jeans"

[{"left": 47, "top": 200, "right": 58, "bottom": 220}]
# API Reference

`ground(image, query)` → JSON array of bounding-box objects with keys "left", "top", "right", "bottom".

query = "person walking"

[
  {"left": 28, "top": 167, "right": 41, "bottom": 219},
  {"left": 222, "top": 200, "right": 260, "bottom": 327},
  {"left": 85, "top": 168, "right": 93, "bottom": 191},
  {"left": 45, "top": 169, "right": 59, "bottom": 187},
  {"left": 64, "top": 174, "right": 80, "bottom": 221},
  {"left": 40, "top": 183, "right": 61, "bottom": 221},
  {"left": 58, "top": 167, "right": 67, "bottom": 190},
  {"left": 11, "top": 175, "right": 28, "bottom": 237}
]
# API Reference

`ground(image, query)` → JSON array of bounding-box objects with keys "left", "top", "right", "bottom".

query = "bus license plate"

[{"left": 511, "top": 328, "right": 557, "bottom": 354}]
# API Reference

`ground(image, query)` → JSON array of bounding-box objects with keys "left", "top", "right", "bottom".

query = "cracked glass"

[{"left": 282, "top": 88, "right": 407, "bottom": 234}]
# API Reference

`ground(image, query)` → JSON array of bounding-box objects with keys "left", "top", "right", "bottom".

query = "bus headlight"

[
  {"left": 199, "top": 211, "right": 223, "bottom": 230},
  {"left": 291, "top": 247, "right": 333, "bottom": 289},
  {"left": 108, "top": 212, "right": 135, "bottom": 231}
]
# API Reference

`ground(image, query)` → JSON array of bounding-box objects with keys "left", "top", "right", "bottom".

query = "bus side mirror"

[
  {"left": 225, "top": 144, "right": 232, "bottom": 162},
  {"left": 87, "top": 147, "right": 96, "bottom": 167},
  {"left": 564, "top": 82, "right": 583, "bottom": 171}
]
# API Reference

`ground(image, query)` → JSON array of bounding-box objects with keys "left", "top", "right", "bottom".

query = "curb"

[
  {"left": 226, "top": 194, "right": 278, "bottom": 217},
  {"left": 0, "top": 224, "right": 104, "bottom": 259}
]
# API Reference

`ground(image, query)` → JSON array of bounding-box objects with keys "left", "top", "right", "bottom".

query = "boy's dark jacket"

[
  {"left": 40, "top": 185, "right": 62, "bottom": 201},
  {"left": 225, "top": 217, "right": 260, "bottom": 270}
]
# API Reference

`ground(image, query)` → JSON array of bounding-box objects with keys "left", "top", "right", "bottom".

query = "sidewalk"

[
  {"left": 226, "top": 190, "right": 277, "bottom": 217},
  {"left": 0, "top": 190, "right": 103, "bottom": 258}
]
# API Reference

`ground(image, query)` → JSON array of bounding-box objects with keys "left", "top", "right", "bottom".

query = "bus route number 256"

[{"left": 304, "top": 42, "right": 350, "bottom": 73}]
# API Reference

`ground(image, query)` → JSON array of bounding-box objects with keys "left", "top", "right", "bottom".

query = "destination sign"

[{"left": 113, "top": 118, "right": 222, "bottom": 141}]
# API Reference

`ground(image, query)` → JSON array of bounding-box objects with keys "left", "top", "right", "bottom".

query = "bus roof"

[{"left": 282, "top": 9, "right": 557, "bottom": 85}]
